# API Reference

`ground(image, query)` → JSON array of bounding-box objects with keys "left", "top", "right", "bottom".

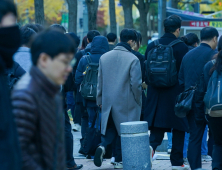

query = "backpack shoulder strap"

[
  {"left": 154, "top": 40, "right": 159, "bottom": 46},
  {"left": 168, "top": 39, "right": 183, "bottom": 47},
  {"left": 85, "top": 53, "right": 92, "bottom": 64}
]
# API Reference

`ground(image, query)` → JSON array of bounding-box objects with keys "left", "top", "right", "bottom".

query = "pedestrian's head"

[
  {"left": 107, "top": 33, "right": 117, "bottom": 43},
  {"left": 31, "top": 30, "right": 75, "bottom": 85},
  {"left": 0, "top": 0, "right": 20, "bottom": 69},
  {"left": 23, "top": 24, "right": 39, "bottom": 33},
  {"left": 20, "top": 26, "right": 36, "bottom": 48},
  {"left": 218, "top": 36, "right": 222, "bottom": 52},
  {"left": 87, "top": 30, "right": 100, "bottom": 43},
  {"left": 35, "top": 24, "right": 44, "bottom": 32},
  {"left": 201, "top": 27, "right": 219, "bottom": 50},
  {"left": 164, "top": 15, "right": 182, "bottom": 38},
  {"left": 120, "top": 28, "right": 137, "bottom": 48},
  {"left": 91, "top": 36, "right": 109, "bottom": 54},
  {"left": 0, "top": 0, "right": 17, "bottom": 28},
  {"left": 80, "top": 36, "right": 88, "bottom": 50},
  {"left": 66, "top": 32, "right": 80, "bottom": 50},
  {"left": 181, "top": 33, "right": 200, "bottom": 47},
  {"left": 50, "top": 24, "right": 66, "bottom": 34}
]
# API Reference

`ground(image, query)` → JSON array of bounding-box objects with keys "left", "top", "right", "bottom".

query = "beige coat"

[{"left": 97, "top": 46, "right": 142, "bottom": 135}]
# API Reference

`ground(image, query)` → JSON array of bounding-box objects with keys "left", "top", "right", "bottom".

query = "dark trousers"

[
  {"left": 64, "top": 110, "right": 76, "bottom": 168},
  {"left": 73, "top": 101, "right": 83, "bottom": 125},
  {"left": 208, "top": 116, "right": 222, "bottom": 170},
  {"left": 66, "top": 91, "right": 75, "bottom": 120},
  {"left": 150, "top": 127, "right": 185, "bottom": 166},
  {"left": 187, "top": 111, "right": 206, "bottom": 170},
  {"left": 100, "top": 114, "right": 122, "bottom": 162}
]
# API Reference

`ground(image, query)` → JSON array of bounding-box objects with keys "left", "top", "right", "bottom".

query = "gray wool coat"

[{"left": 97, "top": 46, "right": 142, "bottom": 135}]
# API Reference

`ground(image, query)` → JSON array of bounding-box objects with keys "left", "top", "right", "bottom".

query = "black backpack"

[
  {"left": 80, "top": 54, "right": 99, "bottom": 101},
  {"left": 5, "top": 65, "right": 20, "bottom": 90},
  {"left": 145, "top": 39, "right": 183, "bottom": 87}
]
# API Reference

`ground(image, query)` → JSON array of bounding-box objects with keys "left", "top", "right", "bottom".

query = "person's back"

[
  {"left": 13, "top": 26, "right": 36, "bottom": 72},
  {"left": 12, "top": 30, "right": 76, "bottom": 170},
  {"left": 94, "top": 29, "right": 142, "bottom": 169},
  {"left": 178, "top": 27, "right": 219, "bottom": 170}
]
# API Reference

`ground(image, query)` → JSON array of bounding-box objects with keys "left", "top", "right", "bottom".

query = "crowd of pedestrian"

[{"left": 1, "top": 0, "right": 222, "bottom": 170}]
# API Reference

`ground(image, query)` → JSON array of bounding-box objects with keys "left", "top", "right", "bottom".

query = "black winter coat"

[
  {"left": 132, "top": 50, "right": 145, "bottom": 82},
  {"left": 0, "top": 58, "right": 21, "bottom": 170},
  {"left": 144, "top": 33, "right": 189, "bottom": 132}
]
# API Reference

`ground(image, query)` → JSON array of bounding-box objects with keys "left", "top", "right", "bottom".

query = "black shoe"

[
  {"left": 67, "top": 164, "right": 83, "bottom": 170},
  {"left": 94, "top": 146, "right": 105, "bottom": 167}
]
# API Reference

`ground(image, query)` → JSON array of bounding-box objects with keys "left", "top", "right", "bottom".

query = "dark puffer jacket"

[{"left": 11, "top": 66, "right": 66, "bottom": 170}]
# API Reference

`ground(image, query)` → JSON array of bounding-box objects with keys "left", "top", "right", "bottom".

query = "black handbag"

[
  {"left": 79, "top": 110, "right": 101, "bottom": 156},
  {"left": 174, "top": 86, "right": 196, "bottom": 118}
]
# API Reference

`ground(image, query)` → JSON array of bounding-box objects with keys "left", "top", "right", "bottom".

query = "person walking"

[
  {"left": 94, "top": 28, "right": 142, "bottom": 169},
  {"left": 0, "top": 1, "right": 22, "bottom": 169},
  {"left": 12, "top": 30, "right": 83, "bottom": 170},
  {"left": 194, "top": 36, "right": 222, "bottom": 169},
  {"left": 75, "top": 36, "right": 109, "bottom": 130},
  {"left": 144, "top": 15, "right": 189, "bottom": 170},
  {"left": 179, "top": 27, "right": 219, "bottom": 170}
]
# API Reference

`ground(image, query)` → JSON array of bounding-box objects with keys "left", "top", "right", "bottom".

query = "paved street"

[{"left": 71, "top": 128, "right": 212, "bottom": 170}]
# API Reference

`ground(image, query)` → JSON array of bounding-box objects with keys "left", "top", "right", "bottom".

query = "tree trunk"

[
  {"left": 139, "top": 11, "right": 148, "bottom": 45},
  {"left": 121, "top": 0, "right": 134, "bottom": 28},
  {"left": 67, "top": 0, "right": 77, "bottom": 33},
  {"left": 172, "top": 0, "right": 179, "bottom": 9},
  {"left": 109, "top": 0, "right": 117, "bottom": 34},
  {"left": 85, "top": 0, "right": 99, "bottom": 30},
  {"left": 34, "top": 0, "right": 44, "bottom": 25},
  {"left": 134, "top": 0, "right": 150, "bottom": 45}
]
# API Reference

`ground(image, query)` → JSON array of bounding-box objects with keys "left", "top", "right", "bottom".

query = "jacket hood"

[{"left": 90, "top": 36, "right": 109, "bottom": 54}]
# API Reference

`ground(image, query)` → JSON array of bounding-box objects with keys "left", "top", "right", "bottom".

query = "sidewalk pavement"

[{"left": 71, "top": 126, "right": 212, "bottom": 170}]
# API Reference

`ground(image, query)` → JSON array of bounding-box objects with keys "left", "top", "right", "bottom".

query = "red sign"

[{"left": 189, "top": 21, "right": 209, "bottom": 27}]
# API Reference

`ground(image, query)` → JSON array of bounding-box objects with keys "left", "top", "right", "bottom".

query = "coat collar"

[
  {"left": 113, "top": 46, "right": 131, "bottom": 52},
  {"left": 30, "top": 66, "right": 60, "bottom": 97},
  {"left": 161, "top": 33, "right": 177, "bottom": 39}
]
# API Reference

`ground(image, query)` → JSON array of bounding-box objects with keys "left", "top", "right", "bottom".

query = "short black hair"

[
  {"left": 35, "top": 24, "right": 44, "bottom": 32},
  {"left": 87, "top": 30, "right": 100, "bottom": 42},
  {"left": 200, "top": 27, "right": 219, "bottom": 41},
  {"left": 50, "top": 24, "right": 66, "bottom": 34},
  {"left": 0, "top": 0, "right": 17, "bottom": 23},
  {"left": 164, "top": 15, "right": 182, "bottom": 33},
  {"left": 181, "top": 33, "right": 200, "bottom": 46},
  {"left": 107, "top": 33, "right": 117, "bottom": 43},
  {"left": 20, "top": 26, "right": 36, "bottom": 47},
  {"left": 218, "top": 36, "right": 222, "bottom": 52},
  {"left": 31, "top": 30, "right": 75, "bottom": 66},
  {"left": 23, "top": 24, "right": 39, "bottom": 33},
  {"left": 66, "top": 32, "right": 80, "bottom": 47},
  {"left": 120, "top": 29, "right": 137, "bottom": 43}
]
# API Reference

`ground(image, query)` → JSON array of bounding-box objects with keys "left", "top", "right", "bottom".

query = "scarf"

[
  {"left": 116, "top": 42, "right": 132, "bottom": 52},
  {"left": 0, "top": 25, "right": 21, "bottom": 71}
]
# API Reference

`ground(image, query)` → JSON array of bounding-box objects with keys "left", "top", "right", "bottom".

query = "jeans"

[
  {"left": 167, "top": 132, "right": 172, "bottom": 149},
  {"left": 86, "top": 107, "right": 101, "bottom": 130},
  {"left": 64, "top": 109, "right": 76, "bottom": 168},
  {"left": 100, "top": 114, "right": 122, "bottom": 162},
  {"left": 183, "top": 125, "right": 208, "bottom": 158},
  {"left": 66, "top": 91, "right": 75, "bottom": 119}
]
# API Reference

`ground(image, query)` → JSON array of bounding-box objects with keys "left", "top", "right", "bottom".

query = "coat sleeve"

[
  {"left": 11, "top": 90, "right": 43, "bottom": 170},
  {"left": 178, "top": 59, "right": 185, "bottom": 87},
  {"left": 97, "top": 59, "right": 102, "bottom": 106},
  {"left": 13, "top": 61, "right": 26, "bottom": 77},
  {"left": 130, "top": 59, "right": 142, "bottom": 106}
]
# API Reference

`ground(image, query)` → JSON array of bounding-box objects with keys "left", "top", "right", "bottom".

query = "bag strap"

[
  {"left": 168, "top": 39, "right": 183, "bottom": 47},
  {"left": 85, "top": 53, "right": 92, "bottom": 64},
  {"left": 212, "top": 59, "right": 216, "bottom": 65},
  {"left": 154, "top": 40, "right": 159, "bottom": 46}
]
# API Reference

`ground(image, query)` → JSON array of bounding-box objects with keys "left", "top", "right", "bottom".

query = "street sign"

[{"left": 189, "top": 21, "right": 222, "bottom": 28}]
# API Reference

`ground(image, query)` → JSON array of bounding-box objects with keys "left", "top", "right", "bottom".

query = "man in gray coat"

[{"left": 94, "top": 29, "right": 142, "bottom": 169}]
